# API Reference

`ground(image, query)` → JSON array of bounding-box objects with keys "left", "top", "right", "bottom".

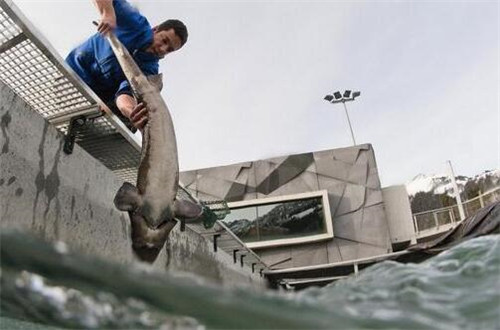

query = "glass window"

[
  {"left": 222, "top": 192, "right": 331, "bottom": 247},
  {"left": 223, "top": 206, "right": 259, "bottom": 242}
]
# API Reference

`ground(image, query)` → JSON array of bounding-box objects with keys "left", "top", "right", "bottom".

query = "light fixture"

[{"left": 323, "top": 89, "right": 361, "bottom": 146}]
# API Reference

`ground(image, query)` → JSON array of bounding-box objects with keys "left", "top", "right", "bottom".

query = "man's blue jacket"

[{"left": 65, "top": 0, "right": 159, "bottom": 104}]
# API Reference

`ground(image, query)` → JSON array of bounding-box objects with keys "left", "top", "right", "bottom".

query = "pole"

[
  {"left": 447, "top": 160, "right": 465, "bottom": 220},
  {"left": 342, "top": 101, "right": 356, "bottom": 145}
]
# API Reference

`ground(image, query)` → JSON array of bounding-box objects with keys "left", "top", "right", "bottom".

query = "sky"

[{"left": 12, "top": 0, "right": 500, "bottom": 187}]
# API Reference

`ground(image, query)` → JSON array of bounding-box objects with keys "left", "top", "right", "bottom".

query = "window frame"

[{"left": 225, "top": 190, "right": 334, "bottom": 249}]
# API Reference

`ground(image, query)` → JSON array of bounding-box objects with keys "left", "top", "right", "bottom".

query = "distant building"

[{"left": 180, "top": 144, "right": 416, "bottom": 270}]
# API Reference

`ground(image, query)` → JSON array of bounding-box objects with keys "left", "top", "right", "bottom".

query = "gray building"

[{"left": 180, "top": 144, "right": 416, "bottom": 270}]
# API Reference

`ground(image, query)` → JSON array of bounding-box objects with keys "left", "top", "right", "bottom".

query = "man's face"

[{"left": 150, "top": 28, "right": 182, "bottom": 58}]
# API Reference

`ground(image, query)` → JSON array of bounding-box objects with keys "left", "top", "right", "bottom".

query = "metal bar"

[
  {"left": 268, "top": 257, "right": 292, "bottom": 268},
  {"left": 342, "top": 101, "right": 356, "bottom": 145},
  {"left": 265, "top": 250, "right": 410, "bottom": 275},
  {"left": 63, "top": 115, "right": 86, "bottom": 155},
  {"left": 413, "top": 215, "right": 419, "bottom": 233},
  {"left": 216, "top": 220, "right": 268, "bottom": 268},
  {"left": 281, "top": 276, "right": 347, "bottom": 286},
  {"left": 47, "top": 105, "right": 101, "bottom": 125},
  {"left": 213, "top": 234, "right": 220, "bottom": 252},
  {"left": 0, "top": 32, "right": 26, "bottom": 54},
  {"left": 479, "top": 191, "right": 485, "bottom": 208}
]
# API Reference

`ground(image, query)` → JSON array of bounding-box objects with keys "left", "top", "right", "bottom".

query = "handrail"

[
  {"left": 412, "top": 186, "right": 500, "bottom": 235},
  {"left": 412, "top": 186, "right": 500, "bottom": 216}
]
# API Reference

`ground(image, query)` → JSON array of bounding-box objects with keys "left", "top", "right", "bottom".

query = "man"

[{"left": 66, "top": 0, "right": 188, "bottom": 131}]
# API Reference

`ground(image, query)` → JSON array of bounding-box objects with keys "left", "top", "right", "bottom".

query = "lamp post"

[{"left": 324, "top": 90, "right": 361, "bottom": 145}]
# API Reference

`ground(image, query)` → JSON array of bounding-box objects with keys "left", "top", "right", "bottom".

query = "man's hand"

[
  {"left": 97, "top": 12, "right": 116, "bottom": 35},
  {"left": 93, "top": 0, "right": 116, "bottom": 35},
  {"left": 130, "top": 102, "right": 148, "bottom": 131},
  {"left": 116, "top": 94, "right": 148, "bottom": 132}
]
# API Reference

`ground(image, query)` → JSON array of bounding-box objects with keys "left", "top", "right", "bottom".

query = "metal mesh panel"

[
  {"left": 0, "top": 0, "right": 140, "bottom": 183},
  {"left": 0, "top": 38, "right": 90, "bottom": 119},
  {"left": 0, "top": 4, "right": 21, "bottom": 43}
]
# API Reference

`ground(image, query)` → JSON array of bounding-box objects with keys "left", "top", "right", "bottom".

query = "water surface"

[{"left": 1, "top": 231, "right": 499, "bottom": 329}]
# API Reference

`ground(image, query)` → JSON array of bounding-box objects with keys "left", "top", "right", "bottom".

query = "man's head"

[{"left": 148, "top": 19, "right": 188, "bottom": 58}]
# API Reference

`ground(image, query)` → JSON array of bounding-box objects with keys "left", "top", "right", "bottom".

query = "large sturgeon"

[{"left": 105, "top": 31, "right": 202, "bottom": 262}]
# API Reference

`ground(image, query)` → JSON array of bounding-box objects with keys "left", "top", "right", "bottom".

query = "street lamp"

[{"left": 324, "top": 90, "right": 361, "bottom": 146}]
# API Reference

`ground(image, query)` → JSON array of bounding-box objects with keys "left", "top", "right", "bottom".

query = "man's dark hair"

[{"left": 157, "top": 19, "right": 188, "bottom": 46}]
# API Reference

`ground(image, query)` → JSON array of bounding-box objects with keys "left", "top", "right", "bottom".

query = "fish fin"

[
  {"left": 174, "top": 199, "right": 203, "bottom": 219},
  {"left": 114, "top": 182, "right": 142, "bottom": 211},
  {"left": 147, "top": 73, "right": 163, "bottom": 91}
]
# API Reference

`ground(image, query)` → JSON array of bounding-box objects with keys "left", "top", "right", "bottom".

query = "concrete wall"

[
  {"left": 382, "top": 185, "right": 417, "bottom": 249},
  {"left": 180, "top": 144, "right": 393, "bottom": 269},
  {"left": 0, "top": 81, "right": 264, "bottom": 288}
]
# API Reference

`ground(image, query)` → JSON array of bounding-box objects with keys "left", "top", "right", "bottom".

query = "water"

[{"left": 1, "top": 231, "right": 499, "bottom": 329}]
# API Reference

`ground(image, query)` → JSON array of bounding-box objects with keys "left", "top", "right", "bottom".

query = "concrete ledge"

[{"left": 0, "top": 81, "right": 264, "bottom": 288}]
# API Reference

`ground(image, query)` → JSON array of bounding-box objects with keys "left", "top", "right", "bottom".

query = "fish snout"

[
  {"left": 129, "top": 212, "right": 176, "bottom": 263},
  {"left": 140, "top": 201, "right": 175, "bottom": 229}
]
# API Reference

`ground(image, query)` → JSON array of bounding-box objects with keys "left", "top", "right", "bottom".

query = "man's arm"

[
  {"left": 114, "top": 64, "right": 160, "bottom": 132},
  {"left": 116, "top": 94, "right": 148, "bottom": 131},
  {"left": 93, "top": 0, "right": 116, "bottom": 34}
]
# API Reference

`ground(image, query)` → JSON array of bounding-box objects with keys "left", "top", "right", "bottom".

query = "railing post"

[
  {"left": 478, "top": 190, "right": 485, "bottom": 208},
  {"left": 433, "top": 212, "right": 439, "bottom": 229},
  {"left": 413, "top": 215, "right": 419, "bottom": 234},
  {"left": 449, "top": 209, "right": 455, "bottom": 225},
  {"left": 447, "top": 161, "right": 465, "bottom": 220}
]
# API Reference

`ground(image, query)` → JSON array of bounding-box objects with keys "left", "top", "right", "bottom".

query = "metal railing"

[
  {"left": 0, "top": 0, "right": 142, "bottom": 182},
  {"left": 0, "top": 0, "right": 268, "bottom": 276},
  {"left": 412, "top": 186, "right": 500, "bottom": 236}
]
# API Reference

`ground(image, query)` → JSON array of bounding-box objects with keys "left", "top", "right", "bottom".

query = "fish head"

[
  {"left": 140, "top": 200, "right": 175, "bottom": 229},
  {"left": 129, "top": 211, "right": 176, "bottom": 263}
]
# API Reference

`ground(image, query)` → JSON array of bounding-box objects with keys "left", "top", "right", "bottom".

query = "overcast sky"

[{"left": 12, "top": 0, "right": 499, "bottom": 186}]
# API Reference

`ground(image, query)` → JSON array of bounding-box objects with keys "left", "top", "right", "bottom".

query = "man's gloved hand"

[{"left": 129, "top": 102, "right": 148, "bottom": 131}]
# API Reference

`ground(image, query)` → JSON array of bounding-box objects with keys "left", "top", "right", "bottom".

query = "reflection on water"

[{"left": 1, "top": 231, "right": 499, "bottom": 329}]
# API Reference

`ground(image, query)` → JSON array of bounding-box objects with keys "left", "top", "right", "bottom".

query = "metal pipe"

[{"left": 342, "top": 101, "right": 356, "bottom": 145}]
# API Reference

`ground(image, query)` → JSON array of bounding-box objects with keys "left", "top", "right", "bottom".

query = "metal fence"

[{"left": 412, "top": 187, "right": 500, "bottom": 235}]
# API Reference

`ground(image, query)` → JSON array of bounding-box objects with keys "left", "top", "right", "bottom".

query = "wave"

[{"left": 1, "top": 231, "right": 499, "bottom": 329}]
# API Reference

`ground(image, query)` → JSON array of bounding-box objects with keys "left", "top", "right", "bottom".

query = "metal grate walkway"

[
  {"left": 0, "top": 0, "right": 141, "bottom": 182},
  {"left": 0, "top": 0, "right": 268, "bottom": 275}
]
